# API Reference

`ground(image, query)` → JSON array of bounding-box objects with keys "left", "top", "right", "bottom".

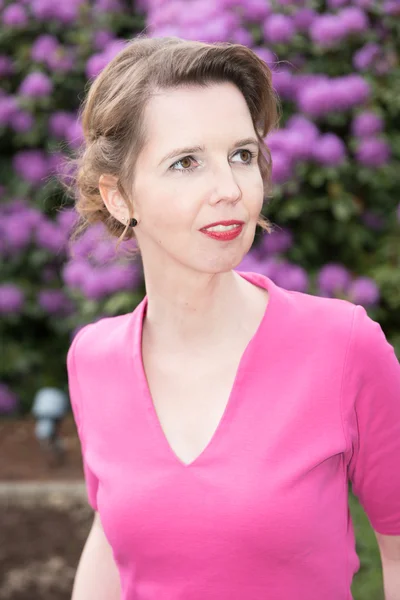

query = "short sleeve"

[
  {"left": 66, "top": 326, "right": 99, "bottom": 511},
  {"left": 344, "top": 304, "right": 400, "bottom": 535}
]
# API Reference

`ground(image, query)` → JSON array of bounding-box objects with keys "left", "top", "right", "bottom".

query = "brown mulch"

[
  {"left": 0, "top": 414, "right": 84, "bottom": 481},
  {"left": 0, "top": 415, "right": 93, "bottom": 600}
]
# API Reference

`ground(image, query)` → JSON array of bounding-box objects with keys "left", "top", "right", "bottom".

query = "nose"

[{"left": 208, "top": 164, "right": 242, "bottom": 206}]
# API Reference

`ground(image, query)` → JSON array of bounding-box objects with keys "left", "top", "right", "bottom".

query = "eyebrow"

[{"left": 158, "top": 137, "right": 260, "bottom": 166}]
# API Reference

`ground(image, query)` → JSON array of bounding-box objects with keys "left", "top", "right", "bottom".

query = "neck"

[{"left": 141, "top": 266, "right": 250, "bottom": 348}]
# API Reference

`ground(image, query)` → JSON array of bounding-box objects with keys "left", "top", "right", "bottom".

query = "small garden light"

[{"left": 31, "top": 387, "right": 68, "bottom": 467}]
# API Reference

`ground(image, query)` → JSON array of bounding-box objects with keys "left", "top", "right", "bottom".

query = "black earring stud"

[{"left": 129, "top": 218, "right": 138, "bottom": 227}]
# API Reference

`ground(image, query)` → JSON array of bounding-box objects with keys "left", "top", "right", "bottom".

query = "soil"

[
  {"left": 0, "top": 414, "right": 84, "bottom": 481},
  {"left": 0, "top": 415, "right": 93, "bottom": 600}
]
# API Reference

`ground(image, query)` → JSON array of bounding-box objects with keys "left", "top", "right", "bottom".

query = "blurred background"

[{"left": 0, "top": 0, "right": 399, "bottom": 598}]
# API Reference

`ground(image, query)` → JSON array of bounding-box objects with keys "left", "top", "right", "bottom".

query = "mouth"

[
  {"left": 199, "top": 221, "right": 244, "bottom": 241},
  {"left": 200, "top": 220, "right": 245, "bottom": 231}
]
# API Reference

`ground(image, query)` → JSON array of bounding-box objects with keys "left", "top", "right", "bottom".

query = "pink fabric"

[{"left": 67, "top": 270, "right": 400, "bottom": 599}]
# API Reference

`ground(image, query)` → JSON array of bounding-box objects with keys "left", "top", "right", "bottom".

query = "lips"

[
  {"left": 199, "top": 222, "right": 244, "bottom": 241},
  {"left": 200, "top": 220, "right": 244, "bottom": 230}
]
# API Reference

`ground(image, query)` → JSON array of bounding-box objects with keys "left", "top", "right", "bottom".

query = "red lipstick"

[{"left": 200, "top": 220, "right": 244, "bottom": 241}]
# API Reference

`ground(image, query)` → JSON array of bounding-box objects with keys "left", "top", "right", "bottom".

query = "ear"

[{"left": 98, "top": 174, "right": 128, "bottom": 224}]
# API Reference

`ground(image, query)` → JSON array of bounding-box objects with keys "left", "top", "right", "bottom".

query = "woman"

[{"left": 66, "top": 35, "right": 400, "bottom": 600}]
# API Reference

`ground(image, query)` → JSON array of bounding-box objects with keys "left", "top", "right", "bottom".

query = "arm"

[
  {"left": 375, "top": 532, "right": 400, "bottom": 600},
  {"left": 72, "top": 511, "right": 121, "bottom": 600}
]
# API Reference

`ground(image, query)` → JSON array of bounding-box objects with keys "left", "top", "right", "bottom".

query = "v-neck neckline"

[{"left": 129, "top": 271, "right": 278, "bottom": 469}]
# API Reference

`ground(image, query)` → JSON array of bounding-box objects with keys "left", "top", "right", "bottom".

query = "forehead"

[{"left": 141, "top": 82, "right": 255, "bottom": 154}]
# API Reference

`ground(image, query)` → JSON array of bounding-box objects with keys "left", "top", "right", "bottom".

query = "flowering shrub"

[{"left": 0, "top": 0, "right": 399, "bottom": 412}]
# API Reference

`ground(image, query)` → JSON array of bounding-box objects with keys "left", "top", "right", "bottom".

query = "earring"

[{"left": 129, "top": 217, "right": 138, "bottom": 227}]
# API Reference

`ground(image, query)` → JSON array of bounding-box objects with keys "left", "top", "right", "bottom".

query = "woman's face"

[{"left": 102, "top": 82, "right": 264, "bottom": 275}]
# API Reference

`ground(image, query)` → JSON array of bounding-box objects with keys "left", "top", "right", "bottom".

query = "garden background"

[{"left": 0, "top": 0, "right": 399, "bottom": 598}]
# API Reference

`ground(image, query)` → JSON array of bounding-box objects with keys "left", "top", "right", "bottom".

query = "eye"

[
  {"left": 169, "top": 149, "right": 257, "bottom": 174},
  {"left": 232, "top": 149, "right": 257, "bottom": 164},
  {"left": 170, "top": 155, "right": 198, "bottom": 173}
]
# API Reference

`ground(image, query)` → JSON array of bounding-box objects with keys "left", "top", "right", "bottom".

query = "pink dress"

[{"left": 67, "top": 270, "right": 400, "bottom": 599}]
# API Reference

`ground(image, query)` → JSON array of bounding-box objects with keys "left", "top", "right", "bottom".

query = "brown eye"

[{"left": 180, "top": 157, "right": 192, "bottom": 169}]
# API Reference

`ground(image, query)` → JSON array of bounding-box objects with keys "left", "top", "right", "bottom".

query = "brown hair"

[{"left": 60, "top": 34, "right": 281, "bottom": 255}]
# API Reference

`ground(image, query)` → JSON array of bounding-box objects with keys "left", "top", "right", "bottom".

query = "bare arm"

[{"left": 71, "top": 511, "right": 121, "bottom": 600}]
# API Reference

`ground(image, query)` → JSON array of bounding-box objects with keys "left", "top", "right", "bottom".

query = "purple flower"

[
  {"left": 93, "top": 30, "right": 114, "bottom": 51},
  {"left": 310, "top": 15, "right": 345, "bottom": 47},
  {"left": 2, "top": 4, "right": 28, "bottom": 27},
  {"left": 263, "top": 14, "right": 296, "bottom": 44},
  {"left": 292, "top": 8, "right": 317, "bottom": 32},
  {"left": 241, "top": 0, "right": 272, "bottom": 21},
  {"left": 31, "top": 35, "right": 59, "bottom": 62},
  {"left": 361, "top": 211, "right": 385, "bottom": 231},
  {"left": 19, "top": 72, "right": 53, "bottom": 98},
  {"left": 94, "top": 0, "right": 123, "bottom": 13},
  {"left": 62, "top": 259, "right": 91, "bottom": 288},
  {"left": 271, "top": 151, "right": 293, "bottom": 184},
  {"left": 0, "top": 383, "right": 19, "bottom": 414},
  {"left": 266, "top": 128, "right": 313, "bottom": 162},
  {"left": 85, "top": 53, "right": 110, "bottom": 79},
  {"left": 338, "top": 7, "right": 368, "bottom": 33},
  {"left": 297, "top": 79, "right": 335, "bottom": 117},
  {"left": 235, "top": 251, "right": 264, "bottom": 275},
  {"left": 31, "top": 0, "right": 85, "bottom": 23},
  {"left": 317, "top": 263, "right": 352, "bottom": 297},
  {"left": 38, "top": 289, "right": 74, "bottom": 315},
  {"left": 383, "top": 0, "right": 400, "bottom": 15},
  {"left": 352, "top": 111, "right": 384, "bottom": 138},
  {"left": 104, "top": 39, "right": 126, "bottom": 61},
  {"left": 312, "top": 134, "right": 347, "bottom": 166},
  {"left": 13, "top": 150, "right": 50, "bottom": 185},
  {"left": 48, "top": 111, "right": 76, "bottom": 138},
  {"left": 101, "top": 264, "right": 141, "bottom": 294},
  {"left": 286, "top": 114, "right": 320, "bottom": 142},
  {"left": 48, "top": 151, "right": 68, "bottom": 176},
  {"left": 355, "top": 138, "right": 391, "bottom": 168},
  {"left": 259, "top": 227, "right": 293, "bottom": 255},
  {"left": 355, "top": 0, "right": 374, "bottom": 7},
  {"left": 271, "top": 69, "right": 295, "bottom": 100},
  {"left": 35, "top": 220, "right": 67, "bottom": 253},
  {"left": 0, "top": 55, "right": 14, "bottom": 77},
  {"left": 236, "top": 253, "right": 281, "bottom": 281},
  {"left": 353, "top": 42, "right": 381, "bottom": 71},
  {"left": 0, "top": 95, "right": 19, "bottom": 126},
  {"left": 348, "top": 277, "right": 380, "bottom": 306},
  {"left": 52, "top": 1, "right": 85, "bottom": 23},
  {"left": 0, "top": 214, "right": 34, "bottom": 252},
  {"left": 65, "top": 119, "right": 84, "bottom": 150},
  {"left": 333, "top": 75, "right": 370, "bottom": 109},
  {"left": 31, "top": 0, "right": 57, "bottom": 20},
  {"left": 68, "top": 225, "right": 103, "bottom": 259},
  {"left": 253, "top": 47, "right": 276, "bottom": 67},
  {"left": 9, "top": 110, "right": 34, "bottom": 133},
  {"left": 80, "top": 268, "right": 109, "bottom": 300},
  {"left": 328, "top": 0, "right": 349, "bottom": 7},
  {"left": 46, "top": 47, "right": 75, "bottom": 73},
  {"left": 274, "top": 262, "right": 309, "bottom": 293},
  {"left": 0, "top": 284, "right": 24, "bottom": 314},
  {"left": 90, "top": 240, "right": 119, "bottom": 264},
  {"left": 56, "top": 208, "right": 78, "bottom": 234},
  {"left": 231, "top": 27, "right": 253, "bottom": 46}
]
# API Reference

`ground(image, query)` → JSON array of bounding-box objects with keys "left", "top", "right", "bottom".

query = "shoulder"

[
  {"left": 274, "top": 282, "right": 359, "bottom": 343},
  {"left": 67, "top": 312, "right": 134, "bottom": 374}
]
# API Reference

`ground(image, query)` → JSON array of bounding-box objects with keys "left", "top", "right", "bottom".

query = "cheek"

[
  {"left": 245, "top": 175, "right": 264, "bottom": 215},
  {"left": 140, "top": 185, "right": 197, "bottom": 237}
]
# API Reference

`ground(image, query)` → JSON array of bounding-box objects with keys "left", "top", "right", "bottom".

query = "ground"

[
  {"left": 0, "top": 415, "right": 92, "bottom": 600},
  {"left": 0, "top": 414, "right": 83, "bottom": 481}
]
